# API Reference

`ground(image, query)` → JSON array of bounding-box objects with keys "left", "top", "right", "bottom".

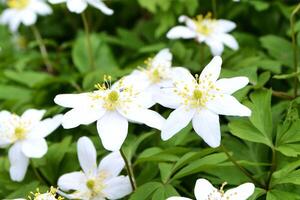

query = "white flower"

[
  {"left": 167, "top": 14, "right": 239, "bottom": 56},
  {"left": 167, "top": 178, "right": 255, "bottom": 200},
  {"left": 0, "top": 109, "right": 62, "bottom": 181},
  {"left": 54, "top": 76, "right": 165, "bottom": 151},
  {"left": 0, "top": 0, "right": 52, "bottom": 32},
  {"left": 58, "top": 136, "right": 132, "bottom": 200},
  {"left": 126, "top": 48, "right": 191, "bottom": 108},
  {"left": 160, "top": 56, "right": 251, "bottom": 147},
  {"left": 49, "top": 0, "right": 113, "bottom": 15}
]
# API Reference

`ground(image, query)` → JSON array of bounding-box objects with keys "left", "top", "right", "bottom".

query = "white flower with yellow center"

[
  {"left": 54, "top": 76, "right": 165, "bottom": 151},
  {"left": 0, "top": 0, "right": 52, "bottom": 32},
  {"left": 58, "top": 136, "right": 132, "bottom": 200},
  {"left": 49, "top": 0, "right": 113, "bottom": 15},
  {"left": 126, "top": 48, "right": 191, "bottom": 108},
  {"left": 0, "top": 109, "right": 62, "bottom": 182},
  {"left": 160, "top": 56, "right": 251, "bottom": 147},
  {"left": 167, "top": 178, "right": 255, "bottom": 200},
  {"left": 167, "top": 14, "right": 239, "bottom": 56}
]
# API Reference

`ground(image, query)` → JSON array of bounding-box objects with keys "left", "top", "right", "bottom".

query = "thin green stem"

[
  {"left": 30, "top": 161, "right": 50, "bottom": 186},
  {"left": 221, "top": 145, "right": 264, "bottom": 188},
  {"left": 120, "top": 149, "right": 137, "bottom": 191},
  {"left": 81, "top": 12, "right": 95, "bottom": 70},
  {"left": 290, "top": 3, "right": 300, "bottom": 98},
  {"left": 31, "top": 25, "right": 53, "bottom": 73},
  {"left": 212, "top": 0, "right": 217, "bottom": 18}
]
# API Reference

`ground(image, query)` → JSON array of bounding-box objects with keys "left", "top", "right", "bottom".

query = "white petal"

[
  {"left": 97, "top": 112, "right": 128, "bottom": 151},
  {"left": 9, "top": 143, "right": 29, "bottom": 182},
  {"left": 9, "top": 14, "right": 22, "bottom": 32},
  {"left": 121, "top": 108, "right": 165, "bottom": 130},
  {"left": 54, "top": 93, "right": 90, "bottom": 108},
  {"left": 58, "top": 171, "right": 86, "bottom": 191},
  {"left": 21, "top": 138, "right": 48, "bottom": 158},
  {"left": 28, "top": 114, "right": 62, "bottom": 139},
  {"left": 220, "top": 33, "right": 239, "bottom": 50},
  {"left": 86, "top": 0, "right": 113, "bottom": 15},
  {"left": 77, "top": 136, "right": 98, "bottom": 175},
  {"left": 224, "top": 183, "right": 255, "bottom": 200},
  {"left": 98, "top": 151, "right": 124, "bottom": 178},
  {"left": 66, "top": 0, "right": 88, "bottom": 13},
  {"left": 151, "top": 48, "right": 172, "bottom": 69},
  {"left": 179, "top": 15, "right": 197, "bottom": 30},
  {"left": 194, "top": 179, "right": 217, "bottom": 200},
  {"left": 103, "top": 176, "right": 132, "bottom": 199},
  {"left": 205, "top": 38, "right": 224, "bottom": 56},
  {"left": 167, "top": 197, "right": 192, "bottom": 200},
  {"left": 200, "top": 56, "right": 222, "bottom": 82},
  {"left": 161, "top": 106, "right": 195, "bottom": 141},
  {"left": 31, "top": 1, "right": 52, "bottom": 15},
  {"left": 153, "top": 88, "right": 182, "bottom": 109},
  {"left": 0, "top": 9, "right": 16, "bottom": 24},
  {"left": 207, "top": 94, "right": 251, "bottom": 116},
  {"left": 216, "top": 19, "right": 236, "bottom": 32},
  {"left": 21, "top": 109, "right": 45, "bottom": 125},
  {"left": 62, "top": 108, "right": 105, "bottom": 129},
  {"left": 215, "top": 77, "right": 249, "bottom": 94},
  {"left": 167, "top": 26, "right": 197, "bottom": 39},
  {"left": 21, "top": 10, "right": 37, "bottom": 26},
  {"left": 192, "top": 110, "right": 221, "bottom": 148}
]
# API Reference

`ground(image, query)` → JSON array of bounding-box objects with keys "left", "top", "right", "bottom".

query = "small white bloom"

[
  {"left": 167, "top": 14, "right": 239, "bottom": 56},
  {"left": 126, "top": 48, "right": 191, "bottom": 108},
  {"left": 49, "top": 0, "right": 113, "bottom": 15},
  {"left": 0, "top": 0, "right": 52, "bottom": 32},
  {"left": 160, "top": 56, "right": 251, "bottom": 147},
  {"left": 167, "top": 178, "right": 255, "bottom": 200},
  {"left": 58, "top": 136, "right": 132, "bottom": 200},
  {"left": 0, "top": 109, "right": 62, "bottom": 182},
  {"left": 54, "top": 76, "right": 165, "bottom": 151}
]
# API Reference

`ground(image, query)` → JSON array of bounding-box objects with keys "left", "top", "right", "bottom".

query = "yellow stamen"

[
  {"left": 86, "top": 179, "right": 95, "bottom": 189},
  {"left": 14, "top": 127, "right": 26, "bottom": 140},
  {"left": 108, "top": 90, "right": 119, "bottom": 102},
  {"left": 7, "top": 0, "right": 29, "bottom": 9},
  {"left": 193, "top": 12, "right": 215, "bottom": 35},
  {"left": 193, "top": 89, "right": 203, "bottom": 100}
]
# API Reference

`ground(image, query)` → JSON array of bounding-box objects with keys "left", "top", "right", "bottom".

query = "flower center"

[
  {"left": 7, "top": 0, "right": 29, "bottom": 9},
  {"left": 193, "top": 89, "right": 203, "bottom": 100},
  {"left": 152, "top": 69, "right": 160, "bottom": 82},
  {"left": 86, "top": 179, "right": 95, "bottom": 189},
  {"left": 85, "top": 172, "right": 107, "bottom": 198},
  {"left": 14, "top": 126, "right": 26, "bottom": 140},
  {"left": 193, "top": 13, "right": 215, "bottom": 36},
  {"left": 108, "top": 90, "right": 119, "bottom": 102}
]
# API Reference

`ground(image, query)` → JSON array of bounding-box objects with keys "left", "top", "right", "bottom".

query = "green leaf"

[
  {"left": 260, "top": 35, "right": 294, "bottom": 68},
  {"left": 172, "top": 153, "right": 227, "bottom": 180},
  {"left": 129, "top": 182, "right": 162, "bottom": 200},
  {"left": 267, "top": 189, "right": 300, "bottom": 200},
  {"left": 0, "top": 85, "right": 31, "bottom": 101},
  {"left": 72, "top": 33, "right": 118, "bottom": 73},
  {"left": 4, "top": 70, "right": 52, "bottom": 88}
]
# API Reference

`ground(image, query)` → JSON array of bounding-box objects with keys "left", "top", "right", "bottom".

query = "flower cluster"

[{"left": 0, "top": 1, "right": 255, "bottom": 199}]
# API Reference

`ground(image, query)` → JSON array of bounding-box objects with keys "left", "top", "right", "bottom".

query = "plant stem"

[
  {"left": 30, "top": 161, "right": 50, "bottom": 186},
  {"left": 290, "top": 3, "right": 300, "bottom": 98},
  {"left": 120, "top": 149, "right": 137, "bottom": 191},
  {"left": 221, "top": 145, "right": 264, "bottom": 188},
  {"left": 31, "top": 25, "right": 53, "bottom": 73},
  {"left": 272, "top": 90, "right": 294, "bottom": 100},
  {"left": 81, "top": 12, "right": 95, "bottom": 70},
  {"left": 212, "top": 0, "right": 217, "bottom": 18}
]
